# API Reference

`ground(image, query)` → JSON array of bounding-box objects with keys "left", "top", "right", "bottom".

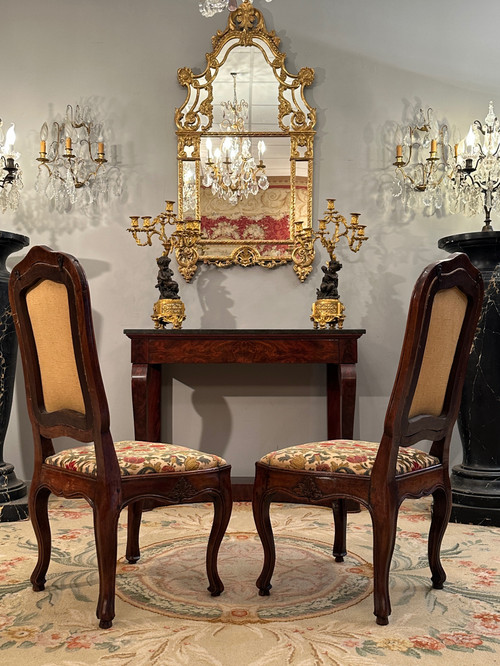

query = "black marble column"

[
  {"left": 438, "top": 231, "right": 500, "bottom": 526},
  {"left": 0, "top": 231, "right": 30, "bottom": 522}
]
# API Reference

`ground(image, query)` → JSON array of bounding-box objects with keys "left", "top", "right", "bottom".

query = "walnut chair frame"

[
  {"left": 253, "top": 253, "right": 483, "bottom": 625},
  {"left": 9, "top": 246, "right": 232, "bottom": 629}
]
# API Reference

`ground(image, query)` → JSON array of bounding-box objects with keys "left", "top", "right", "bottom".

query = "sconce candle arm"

[{"left": 0, "top": 157, "right": 20, "bottom": 189}]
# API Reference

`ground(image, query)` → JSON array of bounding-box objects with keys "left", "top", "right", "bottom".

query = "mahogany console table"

[{"left": 124, "top": 329, "right": 365, "bottom": 500}]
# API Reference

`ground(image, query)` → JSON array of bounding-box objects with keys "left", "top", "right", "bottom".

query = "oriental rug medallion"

[{"left": 115, "top": 532, "right": 373, "bottom": 623}]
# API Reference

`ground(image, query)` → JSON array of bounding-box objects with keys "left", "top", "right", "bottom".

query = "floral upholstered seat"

[
  {"left": 45, "top": 441, "right": 227, "bottom": 476},
  {"left": 259, "top": 440, "right": 439, "bottom": 476}
]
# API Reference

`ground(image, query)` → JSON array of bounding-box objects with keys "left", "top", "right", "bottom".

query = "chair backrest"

[
  {"left": 380, "top": 252, "right": 483, "bottom": 467},
  {"left": 9, "top": 246, "right": 116, "bottom": 474}
]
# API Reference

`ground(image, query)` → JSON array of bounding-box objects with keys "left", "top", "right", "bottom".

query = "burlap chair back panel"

[
  {"left": 409, "top": 287, "right": 467, "bottom": 418},
  {"left": 26, "top": 279, "right": 86, "bottom": 414}
]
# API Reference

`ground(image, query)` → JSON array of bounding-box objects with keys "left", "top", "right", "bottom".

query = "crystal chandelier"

[
  {"left": 201, "top": 72, "right": 269, "bottom": 205},
  {"left": 392, "top": 108, "right": 453, "bottom": 213},
  {"left": 199, "top": 0, "right": 272, "bottom": 18},
  {"left": 36, "top": 104, "right": 122, "bottom": 213},
  {"left": 0, "top": 120, "right": 23, "bottom": 213},
  {"left": 446, "top": 101, "right": 500, "bottom": 230}
]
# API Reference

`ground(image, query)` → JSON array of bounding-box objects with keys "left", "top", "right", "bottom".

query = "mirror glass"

[{"left": 174, "top": 0, "right": 316, "bottom": 281}]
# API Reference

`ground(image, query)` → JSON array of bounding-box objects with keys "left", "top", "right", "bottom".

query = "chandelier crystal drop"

[
  {"left": 199, "top": 0, "right": 272, "bottom": 18},
  {"left": 202, "top": 73, "right": 269, "bottom": 205},
  {"left": 0, "top": 120, "right": 23, "bottom": 213},
  {"left": 35, "top": 104, "right": 122, "bottom": 213}
]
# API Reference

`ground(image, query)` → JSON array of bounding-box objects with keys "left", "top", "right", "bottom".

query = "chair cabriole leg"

[
  {"left": 126, "top": 500, "right": 144, "bottom": 564},
  {"left": 371, "top": 503, "right": 398, "bottom": 625},
  {"left": 332, "top": 498, "right": 347, "bottom": 562},
  {"left": 29, "top": 484, "right": 51, "bottom": 592},
  {"left": 428, "top": 485, "right": 451, "bottom": 589},
  {"left": 206, "top": 472, "right": 232, "bottom": 596},
  {"left": 253, "top": 470, "right": 275, "bottom": 596},
  {"left": 93, "top": 502, "right": 119, "bottom": 629}
]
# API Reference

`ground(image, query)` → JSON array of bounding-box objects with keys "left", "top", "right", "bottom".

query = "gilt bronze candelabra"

[
  {"left": 128, "top": 201, "right": 201, "bottom": 329},
  {"left": 309, "top": 198, "right": 367, "bottom": 329}
]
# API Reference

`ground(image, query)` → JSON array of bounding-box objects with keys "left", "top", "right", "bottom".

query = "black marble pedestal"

[
  {"left": 439, "top": 231, "right": 500, "bottom": 526},
  {"left": 0, "top": 231, "right": 30, "bottom": 522}
]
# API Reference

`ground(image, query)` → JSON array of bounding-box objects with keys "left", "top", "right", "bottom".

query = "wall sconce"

[
  {"left": 128, "top": 201, "right": 200, "bottom": 329},
  {"left": 392, "top": 108, "right": 453, "bottom": 212},
  {"left": 448, "top": 101, "right": 500, "bottom": 231},
  {"left": 0, "top": 120, "right": 23, "bottom": 213},
  {"left": 35, "top": 104, "right": 121, "bottom": 213},
  {"left": 297, "top": 198, "right": 367, "bottom": 330}
]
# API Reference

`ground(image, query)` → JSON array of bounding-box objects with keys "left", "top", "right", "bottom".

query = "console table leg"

[
  {"left": 339, "top": 363, "right": 356, "bottom": 440},
  {"left": 131, "top": 363, "right": 161, "bottom": 442},
  {"left": 327, "top": 363, "right": 359, "bottom": 513},
  {"left": 327, "top": 363, "right": 356, "bottom": 439}
]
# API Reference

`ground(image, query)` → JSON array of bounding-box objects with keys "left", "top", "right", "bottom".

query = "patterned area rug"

[{"left": 0, "top": 498, "right": 499, "bottom": 665}]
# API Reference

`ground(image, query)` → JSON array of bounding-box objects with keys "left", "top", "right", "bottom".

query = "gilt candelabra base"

[
  {"left": 151, "top": 299, "right": 186, "bottom": 330},
  {"left": 310, "top": 299, "right": 345, "bottom": 330}
]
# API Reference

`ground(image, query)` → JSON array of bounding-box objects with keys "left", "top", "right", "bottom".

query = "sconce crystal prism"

[{"left": 0, "top": 120, "right": 23, "bottom": 213}]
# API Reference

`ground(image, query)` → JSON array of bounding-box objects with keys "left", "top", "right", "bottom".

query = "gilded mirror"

[{"left": 174, "top": 0, "right": 316, "bottom": 281}]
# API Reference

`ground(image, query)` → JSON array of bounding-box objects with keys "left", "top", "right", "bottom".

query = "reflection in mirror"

[
  {"left": 174, "top": 0, "right": 316, "bottom": 281},
  {"left": 211, "top": 46, "right": 280, "bottom": 132}
]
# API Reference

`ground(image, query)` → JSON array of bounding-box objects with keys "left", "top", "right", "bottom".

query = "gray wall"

[{"left": 2, "top": 0, "right": 494, "bottom": 481}]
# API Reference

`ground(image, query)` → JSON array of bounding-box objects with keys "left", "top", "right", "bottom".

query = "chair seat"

[
  {"left": 45, "top": 440, "right": 227, "bottom": 476},
  {"left": 259, "top": 440, "right": 440, "bottom": 476}
]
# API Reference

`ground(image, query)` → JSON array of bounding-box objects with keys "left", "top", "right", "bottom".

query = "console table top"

[{"left": 125, "top": 328, "right": 366, "bottom": 337}]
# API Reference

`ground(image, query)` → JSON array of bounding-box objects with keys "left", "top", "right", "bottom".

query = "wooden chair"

[
  {"left": 9, "top": 246, "right": 232, "bottom": 629},
  {"left": 252, "top": 253, "right": 483, "bottom": 625}
]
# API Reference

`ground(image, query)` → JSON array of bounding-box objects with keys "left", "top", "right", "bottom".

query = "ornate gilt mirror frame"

[{"left": 174, "top": 0, "right": 316, "bottom": 281}]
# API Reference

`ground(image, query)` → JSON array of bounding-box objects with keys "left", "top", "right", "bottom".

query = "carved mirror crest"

[{"left": 174, "top": 0, "right": 316, "bottom": 281}]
